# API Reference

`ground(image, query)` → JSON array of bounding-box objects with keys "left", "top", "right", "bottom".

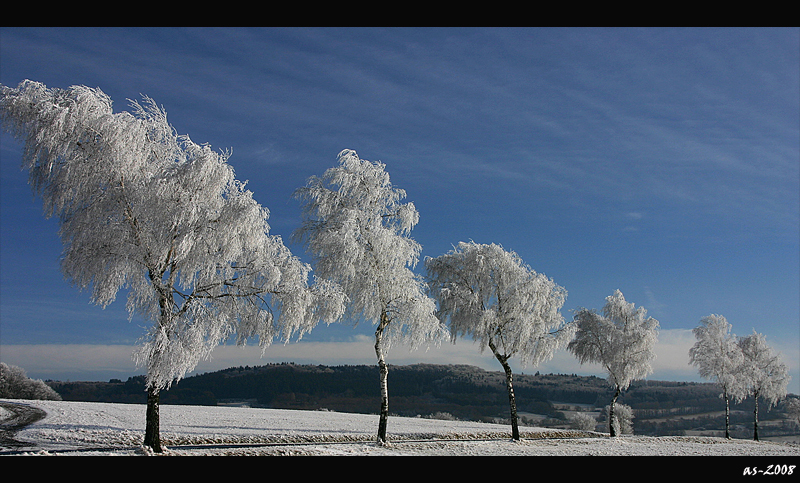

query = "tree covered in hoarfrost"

[
  {"left": 736, "top": 331, "right": 789, "bottom": 441},
  {"left": 425, "top": 241, "right": 574, "bottom": 441},
  {"left": 0, "top": 80, "right": 345, "bottom": 452},
  {"left": 568, "top": 412, "right": 597, "bottom": 432},
  {"left": 784, "top": 397, "right": 800, "bottom": 430},
  {"left": 568, "top": 290, "right": 658, "bottom": 436},
  {"left": 0, "top": 362, "right": 62, "bottom": 401},
  {"left": 293, "top": 149, "right": 446, "bottom": 445},
  {"left": 689, "top": 314, "right": 744, "bottom": 438}
]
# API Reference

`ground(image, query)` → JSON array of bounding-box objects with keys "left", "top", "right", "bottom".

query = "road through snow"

[{"left": 0, "top": 401, "right": 46, "bottom": 448}]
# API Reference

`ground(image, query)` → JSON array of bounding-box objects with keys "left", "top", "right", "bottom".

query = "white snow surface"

[{"left": 2, "top": 398, "right": 799, "bottom": 456}]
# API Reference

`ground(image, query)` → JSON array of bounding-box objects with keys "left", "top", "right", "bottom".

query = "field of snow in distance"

[{"left": 2, "top": 398, "right": 800, "bottom": 465}]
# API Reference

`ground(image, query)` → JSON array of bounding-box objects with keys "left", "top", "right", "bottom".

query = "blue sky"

[{"left": 1, "top": 27, "right": 798, "bottom": 393}]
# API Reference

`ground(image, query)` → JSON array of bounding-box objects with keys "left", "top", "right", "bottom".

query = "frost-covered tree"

[
  {"left": 0, "top": 80, "right": 345, "bottom": 452},
  {"left": 568, "top": 412, "right": 597, "bottom": 432},
  {"left": 784, "top": 397, "right": 800, "bottom": 430},
  {"left": 293, "top": 149, "right": 446, "bottom": 445},
  {"left": 736, "top": 331, "right": 790, "bottom": 441},
  {"left": 567, "top": 290, "right": 659, "bottom": 436},
  {"left": 688, "top": 314, "right": 743, "bottom": 438},
  {"left": 0, "top": 362, "right": 62, "bottom": 400},
  {"left": 425, "top": 241, "right": 574, "bottom": 441}
]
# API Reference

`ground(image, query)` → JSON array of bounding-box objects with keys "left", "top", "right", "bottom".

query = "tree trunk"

[
  {"left": 375, "top": 311, "right": 390, "bottom": 445},
  {"left": 489, "top": 340, "right": 520, "bottom": 441},
  {"left": 143, "top": 285, "right": 170, "bottom": 453},
  {"left": 609, "top": 386, "right": 621, "bottom": 437},
  {"left": 502, "top": 362, "right": 520, "bottom": 441},
  {"left": 144, "top": 385, "right": 162, "bottom": 452},
  {"left": 724, "top": 391, "right": 731, "bottom": 439},
  {"left": 753, "top": 395, "right": 760, "bottom": 441}
]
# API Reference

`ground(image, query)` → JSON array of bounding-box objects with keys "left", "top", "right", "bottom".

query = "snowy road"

[{"left": 0, "top": 401, "right": 47, "bottom": 448}]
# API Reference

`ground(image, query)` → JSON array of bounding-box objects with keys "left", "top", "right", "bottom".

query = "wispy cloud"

[{"left": 643, "top": 286, "right": 667, "bottom": 319}]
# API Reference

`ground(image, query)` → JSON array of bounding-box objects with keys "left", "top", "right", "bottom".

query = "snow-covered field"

[{"left": 2, "top": 398, "right": 799, "bottom": 458}]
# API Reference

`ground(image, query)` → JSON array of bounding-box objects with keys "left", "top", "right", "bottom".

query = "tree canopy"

[
  {"left": 690, "top": 314, "right": 743, "bottom": 389},
  {"left": 293, "top": 149, "right": 444, "bottom": 350},
  {"left": 426, "top": 241, "right": 573, "bottom": 367},
  {"left": 569, "top": 290, "right": 659, "bottom": 392}
]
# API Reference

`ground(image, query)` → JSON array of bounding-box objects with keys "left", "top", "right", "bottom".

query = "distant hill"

[
  {"left": 48, "top": 363, "right": 611, "bottom": 413},
  {"left": 45, "top": 363, "right": 798, "bottom": 438}
]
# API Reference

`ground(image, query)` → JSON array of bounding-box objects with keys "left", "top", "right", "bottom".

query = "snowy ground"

[{"left": 2, "top": 398, "right": 799, "bottom": 459}]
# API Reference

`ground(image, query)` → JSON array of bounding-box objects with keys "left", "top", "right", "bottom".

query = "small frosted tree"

[
  {"left": 569, "top": 412, "right": 597, "bottom": 432},
  {"left": 736, "top": 331, "right": 790, "bottom": 441},
  {"left": 688, "top": 314, "right": 744, "bottom": 438},
  {"left": 784, "top": 397, "right": 800, "bottom": 430},
  {"left": 425, "top": 241, "right": 574, "bottom": 441},
  {"left": 0, "top": 81, "right": 345, "bottom": 452},
  {"left": 293, "top": 149, "right": 446, "bottom": 445},
  {"left": 568, "top": 290, "right": 659, "bottom": 436},
  {"left": 0, "top": 362, "right": 62, "bottom": 401}
]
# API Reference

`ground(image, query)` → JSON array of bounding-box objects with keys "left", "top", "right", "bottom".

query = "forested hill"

[{"left": 47, "top": 363, "right": 733, "bottom": 419}]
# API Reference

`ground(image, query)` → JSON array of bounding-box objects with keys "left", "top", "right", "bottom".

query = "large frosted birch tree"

[
  {"left": 688, "top": 314, "right": 744, "bottom": 439},
  {"left": 568, "top": 290, "right": 659, "bottom": 436},
  {"left": 293, "top": 149, "right": 446, "bottom": 445},
  {"left": 425, "top": 241, "right": 574, "bottom": 441},
  {"left": 0, "top": 80, "right": 345, "bottom": 452}
]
